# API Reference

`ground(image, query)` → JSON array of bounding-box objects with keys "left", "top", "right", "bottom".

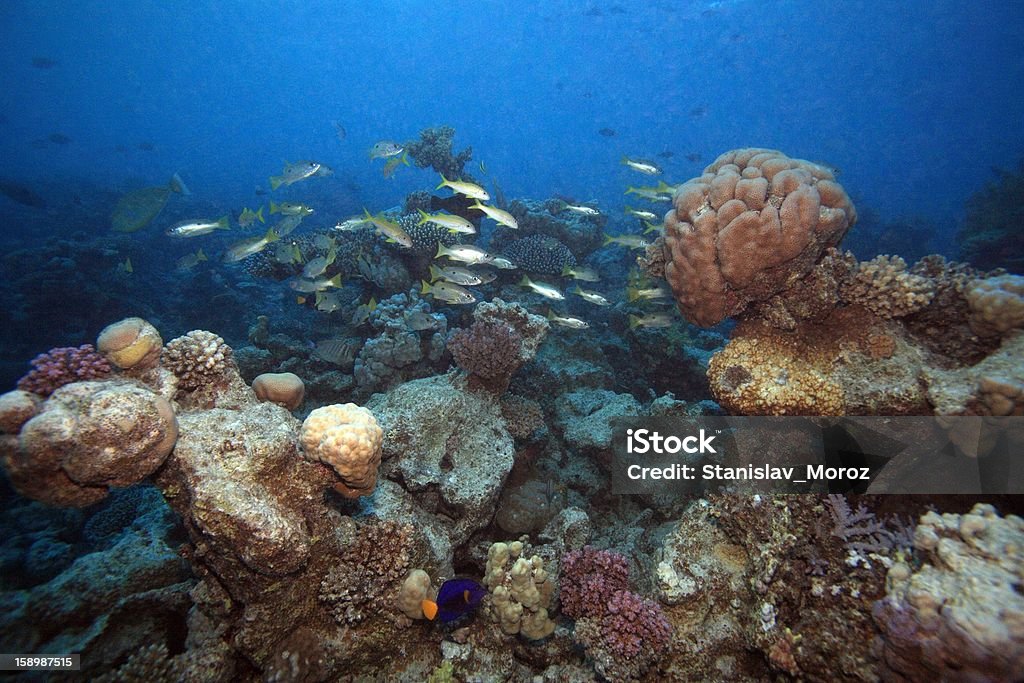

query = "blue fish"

[{"left": 422, "top": 577, "right": 486, "bottom": 623}]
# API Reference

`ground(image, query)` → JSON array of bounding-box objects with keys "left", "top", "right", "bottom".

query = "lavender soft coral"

[{"left": 16, "top": 344, "right": 111, "bottom": 397}]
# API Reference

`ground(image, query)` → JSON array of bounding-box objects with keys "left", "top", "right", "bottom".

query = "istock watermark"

[{"left": 610, "top": 416, "right": 1024, "bottom": 496}]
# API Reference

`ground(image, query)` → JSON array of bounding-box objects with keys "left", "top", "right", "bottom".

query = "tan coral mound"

[
  {"left": 300, "top": 403, "right": 383, "bottom": 498},
  {"left": 965, "top": 273, "right": 1024, "bottom": 338},
  {"left": 841, "top": 255, "right": 934, "bottom": 318},
  {"left": 663, "top": 148, "right": 856, "bottom": 327},
  {"left": 252, "top": 372, "right": 304, "bottom": 411}
]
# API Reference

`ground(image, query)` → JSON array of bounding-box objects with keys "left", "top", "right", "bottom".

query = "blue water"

[{"left": 2, "top": 0, "right": 1022, "bottom": 226}]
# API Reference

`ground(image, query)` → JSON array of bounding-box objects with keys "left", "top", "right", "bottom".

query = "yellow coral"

[
  {"left": 483, "top": 540, "right": 555, "bottom": 640},
  {"left": 707, "top": 335, "right": 845, "bottom": 416},
  {"left": 300, "top": 403, "right": 383, "bottom": 498},
  {"left": 96, "top": 316, "right": 163, "bottom": 370}
]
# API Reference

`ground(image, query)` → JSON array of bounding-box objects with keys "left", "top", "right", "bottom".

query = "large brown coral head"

[{"left": 662, "top": 148, "right": 856, "bottom": 327}]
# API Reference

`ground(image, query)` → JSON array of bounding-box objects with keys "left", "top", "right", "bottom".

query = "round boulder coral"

[
  {"left": 252, "top": 372, "right": 304, "bottom": 410},
  {"left": 2, "top": 380, "right": 178, "bottom": 507},
  {"left": 663, "top": 148, "right": 856, "bottom": 327},
  {"left": 299, "top": 403, "right": 383, "bottom": 498},
  {"left": 96, "top": 317, "right": 163, "bottom": 370}
]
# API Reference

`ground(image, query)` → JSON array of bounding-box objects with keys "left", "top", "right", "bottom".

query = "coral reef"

[
  {"left": 352, "top": 290, "right": 449, "bottom": 395},
  {"left": 965, "top": 273, "right": 1024, "bottom": 338},
  {"left": 161, "top": 330, "right": 234, "bottom": 392},
  {"left": 957, "top": 159, "right": 1024, "bottom": 273},
  {"left": 16, "top": 344, "right": 111, "bottom": 396},
  {"left": 448, "top": 321, "right": 524, "bottom": 393},
  {"left": 299, "top": 403, "right": 383, "bottom": 498},
  {"left": 502, "top": 234, "right": 577, "bottom": 275},
  {"left": 396, "top": 211, "right": 464, "bottom": 256},
  {"left": 840, "top": 254, "right": 934, "bottom": 318},
  {"left": 661, "top": 147, "right": 856, "bottom": 327},
  {"left": 873, "top": 504, "right": 1024, "bottom": 682},
  {"left": 560, "top": 546, "right": 671, "bottom": 680},
  {"left": 405, "top": 125, "right": 474, "bottom": 180},
  {"left": 499, "top": 198, "right": 606, "bottom": 259},
  {"left": 367, "top": 373, "right": 514, "bottom": 574},
  {"left": 483, "top": 540, "right": 556, "bottom": 640}
]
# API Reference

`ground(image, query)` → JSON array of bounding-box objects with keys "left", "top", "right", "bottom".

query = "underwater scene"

[{"left": 1, "top": 0, "right": 1024, "bottom": 680}]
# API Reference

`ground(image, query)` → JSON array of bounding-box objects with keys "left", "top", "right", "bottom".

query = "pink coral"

[
  {"left": 16, "top": 344, "right": 111, "bottom": 396},
  {"left": 559, "top": 546, "right": 630, "bottom": 619},
  {"left": 599, "top": 589, "right": 672, "bottom": 660}
]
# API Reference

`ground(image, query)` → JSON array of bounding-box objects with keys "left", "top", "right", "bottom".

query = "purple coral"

[
  {"left": 448, "top": 321, "right": 523, "bottom": 393},
  {"left": 599, "top": 589, "right": 672, "bottom": 660},
  {"left": 560, "top": 547, "right": 673, "bottom": 680},
  {"left": 559, "top": 546, "right": 630, "bottom": 619},
  {"left": 16, "top": 344, "right": 111, "bottom": 396}
]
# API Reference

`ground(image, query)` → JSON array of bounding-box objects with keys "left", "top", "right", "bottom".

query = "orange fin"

[{"left": 421, "top": 599, "right": 438, "bottom": 621}]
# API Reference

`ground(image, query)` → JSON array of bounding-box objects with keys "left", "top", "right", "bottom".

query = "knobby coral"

[
  {"left": 662, "top": 148, "right": 856, "bottom": 327},
  {"left": 448, "top": 321, "right": 524, "bottom": 393},
  {"left": 16, "top": 344, "right": 111, "bottom": 397}
]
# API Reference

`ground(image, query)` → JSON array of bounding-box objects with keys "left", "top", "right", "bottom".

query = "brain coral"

[
  {"left": 300, "top": 403, "right": 383, "bottom": 498},
  {"left": 663, "top": 148, "right": 856, "bottom": 327}
]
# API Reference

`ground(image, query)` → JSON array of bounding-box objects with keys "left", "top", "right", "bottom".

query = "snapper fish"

[
  {"left": 625, "top": 206, "right": 658, "bottom": 221},
  {"left": 165, "top": 216, "right": 230, "bottom": 238},
  {"left": 351, "top": 298, "right": 378, "bottom": 327},
  {"left": 314, "top": 291, "right": 343, "bottom": 313},
  {"left": 420, "top": 279, "right": 476, "bottom": 305},
  {"left": 429, "top": 263, "right": 482, "bottom": 286},
  {"left": 487, "top": 256, "right": 517, "bottom": 270},
  {"left": 436, "top": 174, "right": 489, "bottom": 201},
  {"left": 572, "top": 285, "right": 610, "bottom": 306},
  {"left": 603, "top": 233, "right": 650, "bottom": 249},
  {"left": 469, "top": 200, "right": 518, "bottom": 229},
  {"left": 547, "top": 310, "right": 590, "bottom": 329},
  {"left": 302, "top": 245, "right": 336, "bottom": 279},
  {"left": 273, "top": 213, "right": 305, "bottom": 237},
  {"left": 435, "top": 243, "right": 492, "bottom": 266},
  {"left": 334, "top": 215, "right": 371, "bottom": 232},
  {"left": 176, "top": 248, "right": 208, "bottom": 271},
  {"left": 270, "top": 160, "right": 330, "bottom": 191},
  {"left": 270, "top": 201, "right": 314, "bottom": 217},
  {"left": 628, "top": 312, "right": 674, "bottom": 329},
  {"left": 627, "top": 283, "right": 671, "bottom": 302},
  {"left": 382, "top": 151, "right": 410, "bottom": 178},
  {"left": 621, "top": 156, "right": 662, "bottom": 175},
  {"left": 404, "top": 310, "right": 439, "bottom": 331},
  {"left": 421, "top": 578, "right": 487, "bottom": 623},
  {"left": 561, "top": 265, "right": 600, "bottom": 282},
  {"left": 417, "top": 209, "right": 476, "bottom": 234},
  {"left": 518, "top": 275, "right": 564, "bottom": 300},
  {"left": 369, "top": 141, "right": 404, "bottom": 160},
  {"left": 562, "top": 203, "right": 601, "bottom": 216},
  {"left": 238, "top": 206, "right": 265, "bottom": 227},
  {"left": 363, "top": 209, "right": 413, "bottom": 247},
  {"left": 223, "top": 228, "right": 279, "bottom": 262}
]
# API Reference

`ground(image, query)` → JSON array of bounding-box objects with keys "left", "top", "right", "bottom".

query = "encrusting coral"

[{"left": 873, "top": 504, "right": 1024, "bottom": 682}]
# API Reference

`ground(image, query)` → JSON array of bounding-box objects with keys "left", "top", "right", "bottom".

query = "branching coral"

[
  {"left": 161, "top": 330, "right": 234, "bottom": 391},
  {"left": 16, "top": 344, "right": 111, "bottom": 396},
  {"left": 662, "top": 148, "right": 856, "bottom": 327},
  {"left": 559, "top": 546, "right": 671, "bottom": 680}
]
